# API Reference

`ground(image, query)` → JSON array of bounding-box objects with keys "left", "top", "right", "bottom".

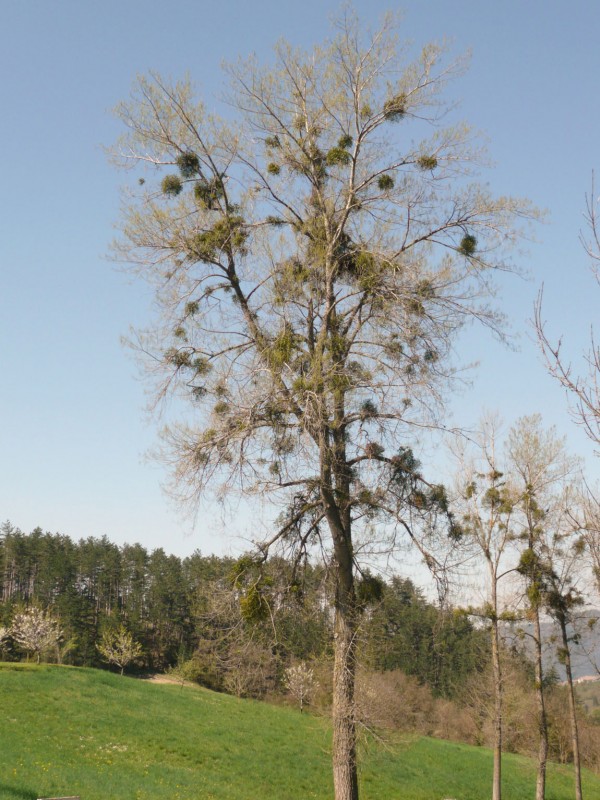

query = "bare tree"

[
  {"left": 533, "top": 175, "right": 600, "bottom": 800},
  {"left": 97, "top": 625, "right": 143, "bottom": 675},
  {"left": 535, "top": 174, "right": 600, "bottom": 448},
  {"left": 542, "top": 530, "right": 587, "bottom": 800},
  {"left": 508, "top": 415, "right": 579, "bottom": 800},
  {"left": 110, "top": 12, "right": 534, "bottom": 799},
  {"left": 578, "top": 490, "right": 600, "bottom": 596},
  {"left": 504, "top": 417, "right": 587, "bottom": 800},
  {"left": 10, "top": 607, "right": 62, "bottom": 664},
  {"left": 453, "top": 417, "right": 519, "bottom": 800},
  {"left": 223, "top": 639, "right": 278, "bottom": 698}
]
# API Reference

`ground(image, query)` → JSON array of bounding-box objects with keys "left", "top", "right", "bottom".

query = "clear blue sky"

[{"left": 2, "top": 0, "right": 599, "bottom": 558}]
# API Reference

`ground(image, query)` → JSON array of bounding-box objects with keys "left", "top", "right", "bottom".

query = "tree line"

[
  {"left": 1, "top": 521, "right": 600, "bottom": 776},
  {"left": 0, "top": 522, "right": 483, "bottom": 688}
]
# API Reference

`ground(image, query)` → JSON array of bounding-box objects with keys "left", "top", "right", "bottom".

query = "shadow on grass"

[{"left": 0, "top": 783, "right": 37, "bottom": 799}]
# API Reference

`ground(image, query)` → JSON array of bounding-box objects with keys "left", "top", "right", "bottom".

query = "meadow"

[{"left": 1, "top": 663, "right": 599, "bottom": 800}]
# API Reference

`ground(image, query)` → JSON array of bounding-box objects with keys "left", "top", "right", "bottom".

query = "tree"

[
  {"left": 0, "top": 625, "right": 9, "bottom": 655},
  {"left": 580, "top": 495, "right": 600, "bottom": 595},
  {"left": 456, "top": 416, "right": 584, "bottom": 800},
  {"left": 144, "top": 548, "right": 191, "bottom": 669},
  {"left": 453, "top": 417, "right": 519, "bottom": 800},
  {"left": 223, "top": 639, "right": 278, "bottom": 698},
  {"left": 284, "top": 661, "right": 318, "bottom": 712},
  {"left": 10, "top": 606, "right": 62, "bottom": 664},
  {"left": 508, "top": 415, "right": 579, "bottom": 800},
  {"left": 96, "top": 624, "right": 143, "bottom": 675},
  {"left": 535, "top": 174, "right": 600, "bottom": 447},
  {"left": 166, "top": 647, "right": 211, "bottom": 689},
  {"left": 542, "top": 531, "right": 587, "bottom": 800},
  {"left": 111, "top": 12, "right": 534, "bottom": 799}
]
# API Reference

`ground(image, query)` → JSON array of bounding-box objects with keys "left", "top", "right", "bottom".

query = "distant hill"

[
  {"left": 1, "top": 662, "right": 599, "bottom": 800},
  {"left": 575, "top": 678, "right": 600, "bottom": 717},
  {"left": 545, "top": 612, "right": 600, "bottom": 681},
  {"left": 505, "top": 611, "right": 600, "bottom": 681}
]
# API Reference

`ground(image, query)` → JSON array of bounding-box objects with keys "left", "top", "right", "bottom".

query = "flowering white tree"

[
  {"left": 97, "top": 625, "right": 143, "bottom": 675},
  {"left": 284, "top": 662, "right": 318, "bottom": 712},
  {"left": 0, "top": 625, "right": 9, "bottom": 654},
  {"left": 11, "top": 607, "right": 62, "bottom": 664}
]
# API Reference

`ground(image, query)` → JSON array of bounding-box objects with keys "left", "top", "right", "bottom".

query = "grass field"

[{"left": 1, "top": 663, "right": 599, "bottom": 800}]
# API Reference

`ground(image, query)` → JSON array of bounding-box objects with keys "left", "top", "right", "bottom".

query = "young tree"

[
  {"left": 542, "top": 532, "right": 586, "bottom": 800},
  {"left": 284, "top": 661, "right": 318, "bottom": 712},
  {"left": 508, "top": 415, "right": 579, "bottom": 800},
  {"left": 10, "top": 607, "right": 62, "bottom": 664},
  {"left": 167, "top": 651, "right": 205, "bottom": 689},
  {"left": 97, "top": 625, "right": 143, "bottom": 675},
  {"left": 453, "top": 417, "right": 519, "bottom": 800},
  {"left": 111, "top": 13, "right": 534, "bottom": 799}
]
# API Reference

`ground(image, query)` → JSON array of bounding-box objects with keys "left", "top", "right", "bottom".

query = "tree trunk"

[
  {"left": 533, "top": 609, "right": 548, "bottom": 800},
  {"left": 558, "top": 616, "right": 583, "bottom": 800},
  {"left": 327, "top": 491, "right": 359, "bottom": 800},
  {"left": 332, "top": 592, "right": 358, "bottom": 800},
  {"left": 324, "top": 389, "right": 359, "bottom": 800},
  {"left": 491, "top": 615, "right": 502, "bottom": 800}
]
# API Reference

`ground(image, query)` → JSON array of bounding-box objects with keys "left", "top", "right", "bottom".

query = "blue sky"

[{"left": 2, "top": 0, "right": 600, "bottom": 558}]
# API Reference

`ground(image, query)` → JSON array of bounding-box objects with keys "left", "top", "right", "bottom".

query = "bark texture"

[
  {"left": 533, "top": 611, "right": 548, "bottom": 800},
  {"left": 559, "top": 617, "right": 583, "bottom": 800},
  {"left": 491, "top": 614, "right": 502, "bottom": 800},
  {"left": 332, "top": 599, "right": 359, "bottom": 800}
]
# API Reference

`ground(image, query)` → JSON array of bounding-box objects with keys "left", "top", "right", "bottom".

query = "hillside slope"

[{"left": 0, "top": 663, "right": 598, "bottom": 800}]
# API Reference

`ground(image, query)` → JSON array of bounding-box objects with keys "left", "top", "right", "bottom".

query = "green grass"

[{"left": 1, "top": 663, "right": 599, "bottom": 800}]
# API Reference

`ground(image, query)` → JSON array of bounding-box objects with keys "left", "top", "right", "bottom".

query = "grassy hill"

[{"left": 1, "top": 663, "right": 599, "bottom": 800}]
